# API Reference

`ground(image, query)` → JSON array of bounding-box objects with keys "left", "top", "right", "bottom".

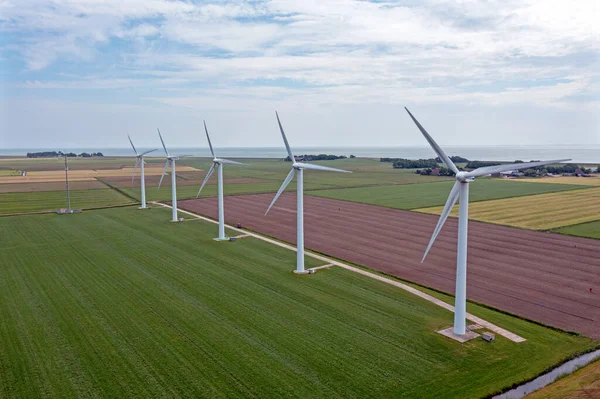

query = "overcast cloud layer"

[{"left": 0, "top": 0, "right": 598, "bottom": 149}]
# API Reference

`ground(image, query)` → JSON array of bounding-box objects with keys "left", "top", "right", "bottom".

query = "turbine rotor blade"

[
  {"left": 265, "top": 168, "right": 295, "bottom": 216},
  {"left": 295, "top": 162, "right": 351, "bottom": 173},
  {"left": 196, "top": 163, "right": 215, "bottom": 198},
  {"left": 128, "top": 135, "right": 138, "bottom": 155},
  {"left": 218, "top": 158, "right": 246, "bottom": 165},
  {"left": 132, "top": 158, "right": 139, "bottom": 185},
  {"left": 422, "top": 180, "right": 461, "bottom": 262},
  {"left": 157, "top": 128, "right": 169, "bottom": 156},
  {"left": 404, "top": 107, "right": 459, "bottom": 174},
  {"left": 140, "top": 149, "right": 158, "bottom": 157},
  {"left": 204, "top": 120, "right": 215, "bottom": 158},
  {"left": 158, "top": 159, "right": 170, "bottom": 190},
  {"left": 467, "top": 159, "right": 571, "bottom": 178},
  {"left": 275, "top": 111, "right": 295, "bottom": 162}
]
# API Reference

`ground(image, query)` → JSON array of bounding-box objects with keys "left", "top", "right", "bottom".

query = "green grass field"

[
  {"left": 0, "top": 188, "right": 134, "bottom": 214},
  {"left": 555, "top": 219, "right": 600, "bottom": 239},
  {"left": 176, "top": 157, "right": 451, "bottom": 188},
  {"left": 119, "top": 180, "right": 333, "bottom": 202},
  {"left": 307, "top": 178, "right": 588, "bottom": 210},
  {"left": 0, "top": 207, "right": 595, "bottom": 398}
]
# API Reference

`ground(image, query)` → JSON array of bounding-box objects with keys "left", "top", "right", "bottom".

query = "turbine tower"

[
  {"left": 265, "top": 111, "right": 351, "bottom": 274},
  {"left": 196, "top": 121, "right": 245, "bottom": 241},
  {"left": 128, "top": 135, "right": 157, "bottom": 209},
  {"left": 405, "top": 107, "right": 570, "bottom": 336},
  {"left": 157, "top": 129, "right": 183, "bottom": 222}
]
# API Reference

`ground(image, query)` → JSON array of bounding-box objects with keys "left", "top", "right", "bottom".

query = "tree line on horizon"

[
  {"left": 26, "top": 151, "right": 104, "bottom": 158},
  {"left": 285, "top": 154, "right": 356, "bottom": 162},
  {"left": 380, "top": 156, "right": 599, "bottom": 176}
]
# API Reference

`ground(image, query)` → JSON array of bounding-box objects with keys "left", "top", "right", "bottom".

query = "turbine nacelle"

[
  {"left": 157, "top": 129, "right": 186, "bottom": 190},
  {"left": 196, "top": 121, "right": 245, "bottom": 199},
  {"left": 455, "top": 171, "right": 474, "bottom": 183},
  {"left": 128, "top": 135, "right": 157, "bottom": 185},
  {"left": 265, "top": 111, "right": 351, "bottom": 216},
  {"left": 405, "top": 106, "right": 570, "bottom": 263}
]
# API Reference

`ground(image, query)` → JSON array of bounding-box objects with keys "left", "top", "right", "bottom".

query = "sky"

[{"left": 0, "top": 0, "right": 599, "bottom": 149}]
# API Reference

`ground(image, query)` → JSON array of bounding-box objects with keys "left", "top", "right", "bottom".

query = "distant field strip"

[
  {"left": 308, "top": 179, "right": 587, "bottom": 210},
  {"left": 513, "top": 176, "right": 600, "bottom": 186},
  {"left": 555, "top": 220, "right": 600, "bottom": 239},
  {"left": 0, "top": 189, "right": 134, "bottom": 214},
  {"left": 0, "top": 165, "right": 200, "bottom": 184},
  {"left": 0, "top": 180, "right": 109, "bottom": 193},
  {"left": 416, "top": 187, "right": 600, "bottom": 230}
]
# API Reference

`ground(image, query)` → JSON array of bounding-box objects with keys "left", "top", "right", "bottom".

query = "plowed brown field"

[{"left": 179, "top": 193, "right": 600, "bottom": 339}]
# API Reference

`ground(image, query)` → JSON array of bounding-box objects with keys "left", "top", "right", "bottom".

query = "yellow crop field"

[
  {"left": 510, "top": 176, "right": 600, "bottom": 186},
  {"left": 416, "top": 187, "right": 600, "bottom": 230},
  {"left": 0, "top": 165, "right": 200, "bottom": 184}
]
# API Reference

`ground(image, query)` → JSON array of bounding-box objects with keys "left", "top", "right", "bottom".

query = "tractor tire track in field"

[{"left": 179, "top": 193, "right": 600, "bottom": 340}]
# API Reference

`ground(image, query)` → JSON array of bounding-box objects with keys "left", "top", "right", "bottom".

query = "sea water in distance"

[{"left": 1, "top": 146, "right": 599, "bottom": 163}]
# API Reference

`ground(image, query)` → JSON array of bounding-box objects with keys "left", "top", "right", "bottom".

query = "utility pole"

[{"left": 64, "top": 156, "right": 71, "bottom": 212}]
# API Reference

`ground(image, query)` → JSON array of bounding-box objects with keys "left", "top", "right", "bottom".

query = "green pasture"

[
  {"left": 0, "top": 207, "right": 595, "bottom": 398},
  {"left": 308, "top": 179, "right": 590, "bottom": 210},
  {"left": 0, "top": 189, "right": 133, "bottom": 214}
]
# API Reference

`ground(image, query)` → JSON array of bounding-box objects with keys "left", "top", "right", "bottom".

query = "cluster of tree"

[
  {"left": 381, "top": 157, "right": 438, "bottom": 168},
  {"left": 464, "top": 160, "right": 501, "bottom": 169},
  {"left": 26, "top": 151, "right": 104, "bottom": 158},
  {"left": 523, "top": 164, "right": 597, "bottom": 176},
  {"left": 79, "top": 152, "right": 104, "bottom": 158},
  {"left": 543, "top": 164, "right": 588, "bottom": 174},
  {"left": 415, "top": 167, "right": 455, "bottom": 176},
  {"left": 285, "top": 154, "right": 347, "bottom": 161},
  {"left": 435, "top": 155, "right": 468, "bottom": 163}
]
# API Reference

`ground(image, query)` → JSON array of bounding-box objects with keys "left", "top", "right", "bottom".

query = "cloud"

[{"left": 0, "top": 0, "right": 598, "bottom": 146}]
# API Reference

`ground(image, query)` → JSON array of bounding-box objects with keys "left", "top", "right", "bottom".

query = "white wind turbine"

[
  {"left": 157, "top": 129, "right": 190, "bottom": 222},
  {"left": 196, "top": 120, "right": 245, "bottom": 241},
  {"left": 405, "top": 107, "right": 570, "bottom": 336},
  {"left": 265, "top": 112, "right": 351, "bottom": 274},
  {"left": 128, "top": 135, "right": 157, "bottom": 209}
]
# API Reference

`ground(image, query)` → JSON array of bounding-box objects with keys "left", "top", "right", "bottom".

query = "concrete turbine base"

[
  {"left": 437, "top": 327, "right": 480, "bottom": 343},
  {"left": 138, "top": 206, "right": 151, "bottom": 210},
  {"left": 293, "top": 269, "right": 310, "bottom": 275},
  {"left": 213, "top": 237, "right": 230, "bottom": 242}
]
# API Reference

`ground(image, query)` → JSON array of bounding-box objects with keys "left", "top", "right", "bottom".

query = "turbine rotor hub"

[{"left": 456, "top": 171, "right": 469, "bottom": 182}]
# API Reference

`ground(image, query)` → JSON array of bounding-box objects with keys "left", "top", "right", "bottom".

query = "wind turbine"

[
  {"left": 196, "top": 121, "right": 245, "bottom": 241},
  {"left": 157, "top": 129, "right": 187, "bottom": 222},
  {"left": 265, "top": 112, "right": 351, "bottom": 274},
  {"left": 405, "top": 107, "right": 570, "bottom": 336},
  {"left": 128, "top": 135, "right": 157, "bottom": 209}
]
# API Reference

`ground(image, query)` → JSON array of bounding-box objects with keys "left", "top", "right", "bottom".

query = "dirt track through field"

[{"left": 179, "top": 193, "right": 600, "bottom": 340}]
